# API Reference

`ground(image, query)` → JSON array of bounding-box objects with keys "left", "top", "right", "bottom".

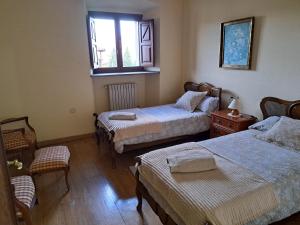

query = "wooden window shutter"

[
  {"left": 139, "top": 20, "right": 154, "bottom": 67},
  {"left": 88, "top": 17, "right": 100, "bottom": 69}
]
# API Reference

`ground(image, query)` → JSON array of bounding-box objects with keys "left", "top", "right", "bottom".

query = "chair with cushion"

[
  {"left": 1, "top": 116, "right": 71, "bottom": 192},
  {"left": 1, "top": 117, "right": 37, "bottom": 161},
  {"left": 29, "top": 145, "right": 70, "bottom": 191},
  {"left": 11, "top": 175, "right": 36, "bottom": 225}
]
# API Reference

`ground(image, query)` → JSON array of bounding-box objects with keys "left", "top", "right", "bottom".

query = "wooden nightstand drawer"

[
  {"left": 211, "top": 124, "right": 233, "bottom": 138},
  {"left": 212, "top": 116, "right": 226, "bottom": 126},
  {"left": 212, "top": 117, "right": 238, "bottom": 130},
  {"left": 210, "top": 110, "right": 257, "bottom": 138}
]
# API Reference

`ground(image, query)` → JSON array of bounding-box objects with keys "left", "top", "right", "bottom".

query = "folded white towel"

[
  {"left": 167, "top": 150, "right": 216, "bottom": 173},
  {"left": 109, "top": 112, "right": 137, "bottom": 120}
]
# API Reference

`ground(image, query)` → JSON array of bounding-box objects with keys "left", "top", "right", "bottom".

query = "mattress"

[
  {"left": 110, "top": 104, "right": 210, "bottom": 153},
  {"left": 139, "top": 130, "right": 300, "bottom": 225}
]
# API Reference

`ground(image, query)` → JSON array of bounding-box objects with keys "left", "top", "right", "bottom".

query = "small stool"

[{"left": 29, "top": 146, "right": 71, "bottom": 191}]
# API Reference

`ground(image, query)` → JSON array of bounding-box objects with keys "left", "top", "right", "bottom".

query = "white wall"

[
  {"left": 159, "top": 0, "right": 184, "bottom": 104},
  {"left": 0, "top": 0, "right": 184, "bottom": 141},
  {"left": 0, "top": 1, "right": 23, "bottom": 118},
  {"left": 92, "top": 75, "right": 147, "bottom": 112},
  {"left": 144, "top": 6, "right": 161, "bottom": 106},
  {"left": 0, "top": 0, "right": 95, "bottom": 141},
  {"left": 183, "top": 0, "right": 300, "bottom": 118}
]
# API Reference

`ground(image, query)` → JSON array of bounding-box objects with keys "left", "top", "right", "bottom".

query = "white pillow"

[
  {"left": 198, "top": 96, "right": 219, "bottom": 113},
  {"left": 175, "top": 91, "right": 207, "bottom": 112},
  {"left": 249, "top": 116, "right": 280, "bottom": 132},
  {"left": 255, "top": 116, "right": 300, "bottom": 151}
]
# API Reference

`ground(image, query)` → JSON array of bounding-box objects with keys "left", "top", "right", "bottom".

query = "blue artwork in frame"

[{"left": 219, "top": 17, "right": 254, "bottom": 70}]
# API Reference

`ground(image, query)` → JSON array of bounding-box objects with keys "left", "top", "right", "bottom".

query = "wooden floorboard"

[
  {"left": 31, "top": 137, "right": 299, "bottom": 225},
  {"left": 31, "top": 137, "right": 161, "bottom": 225}
]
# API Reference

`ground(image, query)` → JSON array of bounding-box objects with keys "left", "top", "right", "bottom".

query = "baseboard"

[{"left": 38, "top": 133, "right": 94, "bottom": 147}]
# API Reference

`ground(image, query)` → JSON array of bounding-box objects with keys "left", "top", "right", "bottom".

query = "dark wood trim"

[
  {"left": 219, "top": 17, "right": 255, "bottom": 70},
  {"left": 1, "top": 116, "right": 38, "bottom": 149},
  {"left": 38, "top": 133, "right": 94, "bottom": 148},
  {"left": 288, "top": 102, "right": 300, "bottom": 119},
  {"left": 0, "top": 130, "right": 18, "bottom": 225},
  {"left": 115, "top": 15, "right": 123, "bottom": 69},
  {"left": 88, "top": 11, "right": 143, "bottom": 21},
  {"left": 87, "top": 11, "right": 145, "bottom": 74},
  {"left": 260, "top": 97, "right": 300, "bottom": 119},
  {"left": 184, "top": 82, "right": 222, "bottom": 110},
  {"left": 92, "top": 66, "right": 145, "bottom": 75},
  {"left": 86, "top": 15, "right": 94, "bottom": 70}
]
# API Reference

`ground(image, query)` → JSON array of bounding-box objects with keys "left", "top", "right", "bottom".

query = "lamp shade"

[{"left": 228, "top": 99, "right": 238, "bottom": 110}]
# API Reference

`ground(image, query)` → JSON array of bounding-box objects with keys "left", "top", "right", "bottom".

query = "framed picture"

[{"left": 219, "top": 17, "right": 255, "bottom": 70}]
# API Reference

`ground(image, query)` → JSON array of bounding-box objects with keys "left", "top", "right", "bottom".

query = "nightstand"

[{"left": 210, "top": 110, "right": 257, "bottom": 138}]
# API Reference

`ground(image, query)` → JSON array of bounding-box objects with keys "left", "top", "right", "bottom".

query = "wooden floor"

[{"left": 30, "top": 137, "right": 299, "bottom": 225}]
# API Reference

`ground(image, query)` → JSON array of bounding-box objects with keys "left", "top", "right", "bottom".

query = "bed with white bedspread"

[
  {"left": 93, "top": 82, "right": 222, "bottom": 166},
  {"left": 135, "top": 97, "right": 300, "bottom": 225},
  {"left": 100, "top": 104, "right": 210, "bottom": 153}
]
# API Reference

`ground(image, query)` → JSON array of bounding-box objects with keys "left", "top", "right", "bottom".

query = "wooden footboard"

[{"left": 135, "top": 158, "right": 212, "bottom": 225}]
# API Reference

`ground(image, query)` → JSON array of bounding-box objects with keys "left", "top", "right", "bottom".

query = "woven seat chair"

[
  {"left": 1, "top": 117, "right": 37, "bottom": 161},
  {"left": 1, "top": 116, "right": 71, "bottom": 192},
  {"left": 29, "top": 145, "right": 70, "bottom": 191},
  {"left": 11, "top": 175, "right": 36, "bottom": 225}
]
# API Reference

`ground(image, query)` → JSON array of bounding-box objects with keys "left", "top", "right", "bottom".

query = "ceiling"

[{"left": 86, "top": 0, "right": 159, "bottom": 13}]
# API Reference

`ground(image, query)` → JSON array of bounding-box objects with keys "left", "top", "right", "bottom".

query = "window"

[{"left": 87, "top": 12, "right": 154, "bottom": 74}]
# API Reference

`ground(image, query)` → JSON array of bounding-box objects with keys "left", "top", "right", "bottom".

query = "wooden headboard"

[
  {"left": 184, "top": 82, "right": 222, "bottom": 110},
  {"left": 260, "top": 97, "right": 300, "bottom": 119}
]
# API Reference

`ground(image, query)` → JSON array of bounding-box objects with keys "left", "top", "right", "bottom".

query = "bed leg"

[
  {"left": 136, "top": 182, "right": 143, "bottom": 213},
  {"left": 93, "top": 113, "right": 100, "bottom": 145},
  {"left": 136, "top": 186, "right": 143, "bottom": 212},
  {"left": 135, "top": 161, "right": 143, "bottom": 213}
]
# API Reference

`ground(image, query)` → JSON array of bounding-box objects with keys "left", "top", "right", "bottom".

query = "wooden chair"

[
  {"left": 0, "top": 117, "right": 37, "bottom": 162},
  {"left": 11, "top": 175, "right": 37, "bottom": 225},
  {"left": 1, "top": 116, "right": 71, "bottom": 192}
]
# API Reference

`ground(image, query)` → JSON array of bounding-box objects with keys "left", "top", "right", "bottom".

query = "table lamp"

[{"left": 228, "top": 98, "right": 240, "bottom": 117}]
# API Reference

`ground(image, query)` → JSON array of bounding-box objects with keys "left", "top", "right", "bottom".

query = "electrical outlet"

[{"left": 69, "top": 108, "right": 76, "bottom": 114}]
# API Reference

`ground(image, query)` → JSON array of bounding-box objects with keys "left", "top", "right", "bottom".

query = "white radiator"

[{"left": 107, "top": 83, "right": 137, "bottom": 110}]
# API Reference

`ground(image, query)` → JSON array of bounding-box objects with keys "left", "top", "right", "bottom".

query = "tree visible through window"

[
  {"left": 87, "top": 12, "right": 154, "bottom": 74},
  {"left": 120, "top": 20, "right": 139, "bottom": 67}
]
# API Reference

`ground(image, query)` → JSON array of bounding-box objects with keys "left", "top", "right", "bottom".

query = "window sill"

[{"left": 90, "top": 70, "right": 160, "bottom": 77}]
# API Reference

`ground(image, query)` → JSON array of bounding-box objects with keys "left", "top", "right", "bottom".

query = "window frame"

[{"left": 87, "top": 11, "right": 144, "bottom": 74}]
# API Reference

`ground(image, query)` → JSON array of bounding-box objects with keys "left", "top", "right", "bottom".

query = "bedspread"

[
  {"left": 200, "top": 130, "right": 300, "bottom": 225},
  {"left": 138, "top": 142, "right": 279, "bottom": 225},
  {"left": 98, "top": 108, "right": 162, "bottom": 142},
  {"left": 114, "top": 104, "right": 210, "bottom": 153}
]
